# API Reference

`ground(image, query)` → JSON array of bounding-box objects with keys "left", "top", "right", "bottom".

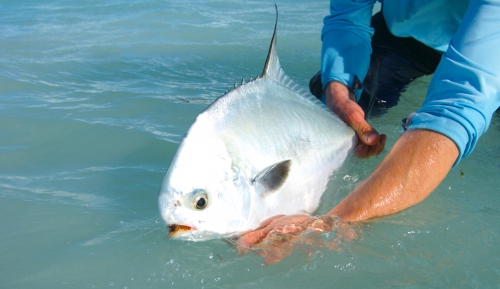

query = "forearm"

[{"left": 329, "top": 129, "right": 458, "bottom": 221}]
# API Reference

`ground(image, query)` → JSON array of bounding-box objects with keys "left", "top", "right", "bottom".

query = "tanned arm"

[
  {"left": 329, "top": 128, "right": 458, "bottom": 221},
  {"left": 325, "top": 82, "right": 458, "bottom": 221}
]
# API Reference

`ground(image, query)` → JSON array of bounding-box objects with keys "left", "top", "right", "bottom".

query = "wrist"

[{"left": 325, "top": 81, "right": 356, "bottom": 101}]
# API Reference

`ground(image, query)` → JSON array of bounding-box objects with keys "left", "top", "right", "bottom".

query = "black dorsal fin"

[
  {"left": 252, "top": 159, "right": 292, "bottom": 195},
  {"left": 261, "top": 4, "right": 280, "bottom": 78}
]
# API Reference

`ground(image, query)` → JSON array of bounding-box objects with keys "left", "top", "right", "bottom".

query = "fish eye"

[{"left": 191, "top": 191, "right": 209, "bottom": 210}]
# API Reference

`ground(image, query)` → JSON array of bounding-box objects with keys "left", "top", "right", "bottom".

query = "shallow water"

[{"left": 1, "top": 0, "right": 499, "bottom": 288}]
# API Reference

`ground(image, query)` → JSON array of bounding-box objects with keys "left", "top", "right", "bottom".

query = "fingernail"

[{"left": 365, "top": 132, "right": 377, "bottom": 144}]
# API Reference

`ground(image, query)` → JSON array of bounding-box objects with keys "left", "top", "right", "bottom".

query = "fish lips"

[{"left": 167, "top": 224, "right": 194, "bottom": 238}]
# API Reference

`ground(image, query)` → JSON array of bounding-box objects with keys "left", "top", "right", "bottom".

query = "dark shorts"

[{"left": 309, "top": 12, "right": 443, "bottom": 117}]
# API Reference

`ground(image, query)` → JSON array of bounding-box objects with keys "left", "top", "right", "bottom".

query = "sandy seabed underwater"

[{"left": 1, "top": 0, "right": 499, "bottom": 288}]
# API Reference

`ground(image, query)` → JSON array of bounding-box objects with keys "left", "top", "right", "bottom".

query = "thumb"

[
  {"left": 358, "top": 125, "right": 380, "bottom": 146},
  {"left": 346, "top": 112, "right": 380, "bottom": 146}
]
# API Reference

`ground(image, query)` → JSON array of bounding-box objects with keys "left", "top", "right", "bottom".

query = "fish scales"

[{"left": 158, "top": 7, "right": 356, "bottom": 241}]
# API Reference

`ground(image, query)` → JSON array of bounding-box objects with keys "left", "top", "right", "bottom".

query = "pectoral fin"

[{"left": 252, "top": 160, "right": 291, "bottom": 195}]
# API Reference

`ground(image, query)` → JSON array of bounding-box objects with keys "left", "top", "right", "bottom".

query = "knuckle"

[{"left": 345, "top": 111, "right": 365, "bottom": 126}]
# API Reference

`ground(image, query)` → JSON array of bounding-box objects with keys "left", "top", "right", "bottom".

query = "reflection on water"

[{"left": 1, "top": 0, "right": 499, "bottom": 288}]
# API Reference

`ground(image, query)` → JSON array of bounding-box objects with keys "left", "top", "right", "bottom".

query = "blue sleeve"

[
  {"left": 321, "top": 0, "right": 376, "bottom": 99},
  {"left": 407, "top": 0, "right": 500, "bottom": 164}
]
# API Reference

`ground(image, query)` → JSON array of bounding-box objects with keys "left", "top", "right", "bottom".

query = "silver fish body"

[{"left": 158, "top": 8, "right": 356, "bottom": 241}]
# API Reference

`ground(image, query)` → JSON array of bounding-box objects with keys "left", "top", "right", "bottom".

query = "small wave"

[
  {"left": 81, "top": 216, "right": 163, "bottom": 246},
  {"left": 0, "top": 183, "right": 113, "bottom": 208},
  {"left": 74, "top": 117, "right": 181, "bottom": 143}
]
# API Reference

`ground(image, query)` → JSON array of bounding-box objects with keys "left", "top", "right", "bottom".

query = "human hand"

[
  {"left": 234, "top": 214, "right": 357, "bottom": 265},
  {"left": 325, "top": 82, "right": 386, "bottom": 158}
]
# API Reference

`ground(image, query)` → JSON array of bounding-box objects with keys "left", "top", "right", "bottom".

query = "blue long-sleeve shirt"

[{"left": 321, "top": 0, "right": 500, "bottom": 164}]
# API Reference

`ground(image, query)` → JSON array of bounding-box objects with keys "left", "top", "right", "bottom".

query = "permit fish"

[{"left": 158, "top": 6, "right": 356, "bottom": 241}]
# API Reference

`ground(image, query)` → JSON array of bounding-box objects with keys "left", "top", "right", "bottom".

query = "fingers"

[
  {"left": 256, "top": 214, "right": 284, "bottom": 229},
  {"left": 354, "top": 133, "right": 386, "bottom": 158},
  {"left": 325, "top": 82, "right": 385, "bottom": 158},
  {"left": 233, "top": 214, "right": 359, "bottom": 265},
  {"left": 236, "top": 214, "right": 311, "bottom": 249},
  {"left": 336, "top": 221, "right": 358, "bottom": 242},
  {"left": 236, "top": 228, "right": 267, "bottom": 249},
  {"left": 347, "top": 112, "right": 379, "bottom": 145},
  {"left": 236, "top": 215, "right": 287, "bottom": 248}
]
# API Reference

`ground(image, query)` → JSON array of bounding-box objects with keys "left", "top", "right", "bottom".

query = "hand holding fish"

[
  {"left": 324, "top": 82, "right": 386, "bottom": 158},
  {"left": 235, "top": 214, "right": 357, "bottom": 265}
]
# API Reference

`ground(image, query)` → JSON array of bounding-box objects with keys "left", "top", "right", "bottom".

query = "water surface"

[{"left": 1, "top": 0, "right": 499, "bottom": 288}]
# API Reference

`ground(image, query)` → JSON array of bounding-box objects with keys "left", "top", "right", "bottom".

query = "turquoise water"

[{"left": 1, "top": 0, "right": 499, "bottom": 288}]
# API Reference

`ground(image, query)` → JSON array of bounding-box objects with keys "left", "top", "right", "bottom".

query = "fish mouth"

[{"left": 168, "top": 224, "right": 193, "bottom": 237}]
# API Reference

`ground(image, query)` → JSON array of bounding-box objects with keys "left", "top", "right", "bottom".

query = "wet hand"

[
  {"left": 234, "top": 214, "right": 357, "bottom": 265},
  {"left": 325, "top": 82, "right": 386, "bottom": 158},
  {"left": 236, "top": 214, "right": 311, "bottom": 249}
]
